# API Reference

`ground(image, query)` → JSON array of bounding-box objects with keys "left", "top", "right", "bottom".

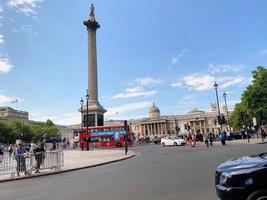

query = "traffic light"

[
  {"left": 184, "top": 124, "right": 187, "bottom": 130},
  {"left": 217, "top": 115, "right": 222, "bottom": 125},
  {"left": 187, "top": 123, "right": 191, "bottom": 130},
  {"left": 221, "top": 114, "right": 226, "bottom": 125}
]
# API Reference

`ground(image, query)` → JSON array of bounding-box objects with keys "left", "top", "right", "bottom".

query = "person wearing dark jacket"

[
  {"left": 15, "top": 143, "right": 27, "bottom": 176},
  {"left": 34, "top": 142, "right": 45, "bottom": 173}
]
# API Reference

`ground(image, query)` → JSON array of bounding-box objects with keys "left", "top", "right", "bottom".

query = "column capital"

[{"left": 83, "top": 20, "right": 100, "bottom": 31}]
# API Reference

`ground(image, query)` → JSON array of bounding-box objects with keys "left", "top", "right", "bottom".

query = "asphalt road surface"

[{"left": 1, "top": 143, "right": 267, "bottom": 200}]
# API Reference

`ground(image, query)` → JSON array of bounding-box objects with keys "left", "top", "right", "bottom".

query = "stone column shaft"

[{"left": 88, "top": 29, "right": 98, "bottom": 104}]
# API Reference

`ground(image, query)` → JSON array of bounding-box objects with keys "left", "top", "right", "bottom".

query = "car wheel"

[
  {"left": 162, "top": 142, "right": 165, "bottom": 146},
  {"left": 174, "top": 142, "right": 178, "bottom": 146},
  {"left": 247, "top": 189, "right": 267, "bottom": 200}
]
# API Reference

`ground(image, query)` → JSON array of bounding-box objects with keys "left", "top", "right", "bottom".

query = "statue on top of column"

[{"left": 90, "top": 3, "right": 95, "bottom": 17}]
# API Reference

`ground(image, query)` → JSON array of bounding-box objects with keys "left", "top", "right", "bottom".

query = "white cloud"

[
  {"left": 227, "top": 99, "right": 241, "bottom": 110},
  {"left": 54, "top": 113, "right": 80, "bottom": 126},
  {"left": 111, "top": 87, "right": 157, "bottom": 99},
  {"left": 125, "top": 86, "right": 143, "bottom": 93},
  {"left": 258, "top": 49, "right": 267, "bottom": 56},
  {"left": 208, "top": 63, "right": 243, "bottom": 74},
  {"left": 7, "top": 0, "right": 42, "bottom": 15},
  {"left": 183, "top": 74, "right": 215, "bottom": 91},
  {"left": 136, "top": 77, "right": 162, "bottom": 86},
  {"left": 171, "top": 82, "right": 182, "bottom": 88},
  {"left": 106, "top": 101, "right": 152, "bottom": 117},
  {"left": 0, "top": 58, "right": 13, "bottom": 73},
  {"left": 0, "top": 95, "right": 16, "bottom": 104},
  {"left": 0, "top": 34, "right": 4, "bottom": 44},
  {"left": 218, "top": 76, "right": 245, "bottom": 88},
  {"left": 0, "top": 6, "right": 3, "bottom": 13},
  {"left": 172, "top": 49, "right": 188, "bottom": 64}
]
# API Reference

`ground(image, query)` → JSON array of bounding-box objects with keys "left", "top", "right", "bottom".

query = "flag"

[{"left": 11, "top": 99, "right": 18, "bottom": 104}]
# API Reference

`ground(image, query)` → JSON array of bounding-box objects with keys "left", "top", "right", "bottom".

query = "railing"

[{"left": 0, "top": 151, "right": 64, "bottom": 177}]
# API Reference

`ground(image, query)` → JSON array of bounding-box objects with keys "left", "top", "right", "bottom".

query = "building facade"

[
  {"left": 129, "top": 103, "right": 231, "bottom": 138},
  {"left": 0, "top": 107, "right": 29, "bottom": 122}
]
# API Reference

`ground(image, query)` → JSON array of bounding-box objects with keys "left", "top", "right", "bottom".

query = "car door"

[{"left": 167, "top": 137, "right": 173, "bottom": 145}]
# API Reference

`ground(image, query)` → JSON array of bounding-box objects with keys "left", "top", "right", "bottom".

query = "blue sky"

[{"left": 0, "top": 0, "right": 267, "bottom": 125}]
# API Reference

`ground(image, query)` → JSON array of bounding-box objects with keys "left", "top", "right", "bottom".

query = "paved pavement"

[
  {"left": 0, "top": 149, "right": 135, "bottom": 182},
  {"left": 1, "top": 141, "right": 266, "bottom": 200}
]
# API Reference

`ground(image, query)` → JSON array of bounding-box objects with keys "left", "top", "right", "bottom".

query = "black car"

[
  {"left": 151, "top": 137, "right": 162, "bottom": 144},
  {"left": 215, "top": 152, "right": 267, "bottom": 200}
]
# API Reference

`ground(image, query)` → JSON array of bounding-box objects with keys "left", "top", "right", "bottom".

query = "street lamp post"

[
  {"left": 86, "top": 90, "right": 89, "bottom": 151},
  {"left": 223, "top": 91, "right": 231, "bottom": 132},
  {"left": 80, "top": 98, "right": 84, "bottom": 151},
  {"left": 213, "top": 82, "right": 223, "bottom": 131}
]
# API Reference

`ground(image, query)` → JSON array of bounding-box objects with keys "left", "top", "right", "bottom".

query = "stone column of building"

[
  {"left": 83, "top": 4, "right": 106, "bottom": 127},
  {"left": 200, "top": 120, "right": 203, "bottom": 132},
  {"left": 157, "top": 123, "right": 160, "bottom": 135},
  {"left": 164, "top": 123, "right": 167, "bottom": 134}
]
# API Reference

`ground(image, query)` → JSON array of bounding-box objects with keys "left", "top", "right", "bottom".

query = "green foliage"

[
  {"left": 0, "top": 119, "right": 60, "bottom": 144},
  {"left": 230, "top": 66, "right": 267, "bottom": 129}
]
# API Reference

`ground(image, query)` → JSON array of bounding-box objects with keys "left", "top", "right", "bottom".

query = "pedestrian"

[
  {"left": 191, "top": 134, "right": 196, "bottom": 147},
  {"left": 204, "top": 133, "right": 209, "bottom": 147},
  {"left": 8, "top": 144, "right": 14, "bottom": 156},
  {"left": 0, "top": 147, "right": 3, "bottom": 163},
  {"left": 220, "top": 131, "right": 227, "bottom": 146},
  {"left": 208, "top": 132, "right": 213, "bottom": 146},
  {"left": 51, "top": 141, "right": 56, "bottom": 151},
  {"left": 15, "top": 143, "right": 27, "bottom": 176},
  {"left": 124, "top": 138, "right": 128, "bottom": 155},
  {"left": 34, "top": 142, "right": 45, "bottom": 173},
  {"left": 67, "top": 138, "right": 70, "bottom": 149},
  {"left": 260, "top": 126, "right": 266, "bottom": 141}
]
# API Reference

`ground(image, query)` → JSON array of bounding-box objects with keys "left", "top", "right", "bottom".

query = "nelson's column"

[{"left": 82, "top": 4, "right": 106, "bottom": 127}]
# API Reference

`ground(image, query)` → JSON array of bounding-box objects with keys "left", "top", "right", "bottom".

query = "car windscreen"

[{"left": 172, "top": 136, "right": 182, "bottom": 139}]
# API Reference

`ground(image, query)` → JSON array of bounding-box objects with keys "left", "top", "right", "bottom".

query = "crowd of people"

[{"left": 0, "top": 141, "right": 49, "bottom": 176}]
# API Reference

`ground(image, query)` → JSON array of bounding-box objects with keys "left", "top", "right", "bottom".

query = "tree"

[
  {"left": 0, "top": 119, "right": 60, "bottom": 144},
  {"left": 0, "top": 121, "right": 13, "bottom": 144},
  {"left": 230, "top": 66, "right": 267, "bottom": 129},
  {"left": 8, "top": 120, "right": 34, "bottom": 143}
]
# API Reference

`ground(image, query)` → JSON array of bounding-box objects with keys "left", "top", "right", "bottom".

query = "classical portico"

[{"left": 129, "top": 104, "right": 230, "bottom": 138}]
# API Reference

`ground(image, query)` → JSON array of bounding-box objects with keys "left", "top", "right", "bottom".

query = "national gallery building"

[{"left": 129, "top": 103, "right": 231, "bottom": 138}]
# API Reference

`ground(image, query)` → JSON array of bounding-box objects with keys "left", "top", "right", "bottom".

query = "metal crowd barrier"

[{"left": 0, "top": 151, "right": 64, "bottom": 177}]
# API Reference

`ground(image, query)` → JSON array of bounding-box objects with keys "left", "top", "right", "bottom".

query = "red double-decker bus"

[{"left": 79, "top": 124, "right": 133, "bottom": 149}]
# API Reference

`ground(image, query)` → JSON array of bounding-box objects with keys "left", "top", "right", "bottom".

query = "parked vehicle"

[
  {"left": 215, "top": 152, "right": 267, "bottom": 200},
  {"left": 161, "top": 136, "right": 186, "bottom": 146},
  {"left": 151, "top": 137, "right": 162, "bottom": 144}
]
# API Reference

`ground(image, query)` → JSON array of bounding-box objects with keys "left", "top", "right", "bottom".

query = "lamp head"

[
  {"left": 213, "top": 81, "right": 218, "bottom": 89},
  {"left": 80, "top": 97, "right": 84, "bottom": 106}
]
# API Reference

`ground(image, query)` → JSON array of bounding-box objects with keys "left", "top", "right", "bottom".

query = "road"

[{"left": 1, "top": 143, "right": 267, "bottom": 200}]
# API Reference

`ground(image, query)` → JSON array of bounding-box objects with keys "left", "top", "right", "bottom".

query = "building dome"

[
  {"left": 149, "top": 103, "right": 160, "bottom": 118},
  {"left": 188, "top": 108, "right": 205, "bottom": 114}
]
